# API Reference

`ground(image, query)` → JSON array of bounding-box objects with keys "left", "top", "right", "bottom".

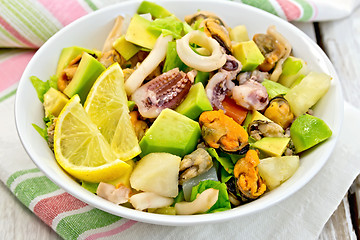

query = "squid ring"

[{"left": 176, "top": 30, "right": 226, "bottom": 72}]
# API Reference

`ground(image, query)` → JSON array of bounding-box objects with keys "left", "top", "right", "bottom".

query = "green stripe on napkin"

[
  {"left": 294, "top": 0, "right": 314, "bottom": 21},
  {"left": 239, "top": 0, "right": 279, "bottom": 16},
  {"left": 56, "top": 208, "right": 122, "bottom": 239},
  {"left": 14, "top": 176, "right": 60, "bottom": 207},
  {"left": 6, "top": 168, "right": 40, "bottom": 187},
  {"left": 84, "top": 0, "right": 99, "bottom": 11}
]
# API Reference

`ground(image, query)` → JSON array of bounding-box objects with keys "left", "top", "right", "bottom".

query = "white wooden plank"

[
  {"left": 319, "top": 197, "right": 357, "bottom": 240},
  {"left": 317, "top": 6, "right": 360, "bottom": 240},
  {"left": 320, "top": 7, "right": 360, "bottom": 106}
]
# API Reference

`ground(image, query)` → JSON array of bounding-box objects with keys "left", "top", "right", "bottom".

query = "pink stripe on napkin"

[
  {"left": 0, "top": 51, "right": 35, "bottom": 92},
  {"left": 33, "top": 192, "right": 88, "bottom": 226},
  {"left": 38, "top": 0, "right": 89, "bottom": 27},
  {"left": 276, "top": 0, "right": 301, "bottom": 21},
  {"left": 0, "top": 16, "right": 38, "bottom": 48},
  {"left": 85, "top": 220, "right": 137, "bottom": 240}
]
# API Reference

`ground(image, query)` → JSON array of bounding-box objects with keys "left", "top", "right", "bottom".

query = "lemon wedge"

[
  {"left": 54, "top": 95, "right": 131, "bottom": 182},
  {"left": 84, "top": 63, "right": 141, "bottom": 160}
]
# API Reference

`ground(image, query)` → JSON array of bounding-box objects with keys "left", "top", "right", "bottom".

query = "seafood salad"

[{"left": 31, "top": 1, "right": 333, "bottom": 215}]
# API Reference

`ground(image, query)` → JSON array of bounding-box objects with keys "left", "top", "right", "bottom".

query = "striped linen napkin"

[
  {"left": 1, "top": 0, "right": 360, "bottom": 239},
  {"left": 0, "top": 0, "right": 360, "bottom": 49}
]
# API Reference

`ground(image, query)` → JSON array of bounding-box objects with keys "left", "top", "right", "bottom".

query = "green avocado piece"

[
  {"left": 252, "top": 137, "right": 290, "bottom": 157},
  {"left": 43, "top": 87, "right": 69, "bottom": 117},
  {"left": 278, "top": 56, "right": 309, "bottom": 88},
  {"left": 113, "top": 35, "right": 140, "bottom": 60},
  {"left": 233, "top": 40, "right": 265, "bottom": 72},
  {"left": 137, "top": 1, "right": 172, "bottom": 19},
  {"left": 262, "top": 79, "right": 289, "bottom": 99},
  {"left": 290, "top": 114, "right": 332, "bottom": 153},
  {"left": 194, "top": 71, "right": 210, "bottom": 86},
  {"left": 63, "top": 52, "right": 105, "bottom": 103},
  {"left": 139, "top": 108, "right": 201, "bottom": 157},
  {"left": 55, "top": 46, "right": 98, "bottom": 78},
  {"left": 125, "top": 14, "right": 161, "bottom": 49},
  {"left": 229, "top": 25, "right": 249, "bottom": 42},
  {"left": 175, "top": 82, "right": 213, "bottom": 120}
]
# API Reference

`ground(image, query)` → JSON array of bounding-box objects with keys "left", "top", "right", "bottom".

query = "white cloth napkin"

[{"left": 1, "top": 92, "right": 359, "bottom": 239}]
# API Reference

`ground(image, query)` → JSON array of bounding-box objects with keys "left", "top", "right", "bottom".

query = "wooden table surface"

[{"left": 0, "top": 7, "right": 359, "bottom": 240}]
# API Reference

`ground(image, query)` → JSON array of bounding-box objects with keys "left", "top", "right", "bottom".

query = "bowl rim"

[{"left": 15, "top": 0, "right": 344, "bottom": 226}]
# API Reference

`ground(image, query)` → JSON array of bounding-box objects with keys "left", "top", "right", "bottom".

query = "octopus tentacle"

[{"left": 131, "top": 68, "right": 196, "bottom": 118}]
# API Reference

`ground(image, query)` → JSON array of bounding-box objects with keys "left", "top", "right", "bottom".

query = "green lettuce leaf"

[
  {"left": 207, "top": 148, "right": 234, "bottom": 174},
  {"left": 81, "top": 181, "right": 99, "bottom": 194},
  {"left": 32, "top": 114, "right": 55, "bottom": 142},
  {"left": 173, "top": 189, "right": 185, "bottom": 205},
  {"left": 148, "top": 15, "right": 183, "bottom": 39},
  {"left": 32, "top": 123, "right": 48, "bottom": 141},
  {"left": 190, "top": 180, "right": 231, "bottom": 213},
  {"left": 220, "top": 167, "right": 232, "bottom": 183},
  {"left": 163, "top": 41, "right": 188, "bottom": 72},
  {"left": 30, "top": 75, "right": 58, "bottom": 102},
  {"left": 262, "top": 79, "right": 289, "bottom": 99}
]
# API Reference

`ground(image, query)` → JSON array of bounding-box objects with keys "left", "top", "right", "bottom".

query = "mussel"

[
  {"left": 199, "top": 110, "right": 249, "bottom": 153},
  {"left": 185, "top": 11, "right": 232, "bottom": 54},
  {"left": 58, "top": 55, "right": 82, "bottom": 92},
  {"left": 248, "top": 120, "right": 285, "bottom": 141},
  {"left": 233, "top": 149, "right": 266, "bottom": 201},
  {"left": 253, "top": 33, "right": 285, "bottom": 72},
  {"left": 264, "top": 97, "right": 294, "bottom": 129},
  {"left": 179, "top": 148, "right": 213, "bottom": 184},
  {"left": 253, "top": 26, "right": 292, "bottom": 81}
]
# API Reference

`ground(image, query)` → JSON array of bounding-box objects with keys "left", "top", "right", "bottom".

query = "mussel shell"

[
  {"left": 264, "top": 96, "right": 294, "bottom": 129},
  {"left": 184, "top": 11, "right": 227, "bottom": 27}
]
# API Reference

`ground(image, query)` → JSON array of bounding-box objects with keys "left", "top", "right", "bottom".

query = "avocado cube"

[
  {"left": 43, "top": 87, "right": 69, "bottom": 117},
  {"left": 125, "top": 14, "right": 160, "bottom": 49},
  {"left": 233, "top": 40, "right": 265, "bottom": 72},
  {"left": 252, "top": 137, "right": 290, "bottom": 157},
  {"left": 55, "top": 46, "right": 98, "bottom": 77},
  {"left": 137, "top": 1, "right": 172, "bottom": 19},
  {"left": 113, "top": 35, "right": 140, "bottom": 60},
  {"left": 175, "top": 82, "right": 213, "bottom": 120},
  {"left": 230, "top": 25, "right": 249, "bottom": 42},
  {"left": 63, "top": 52, "right": 105, "bottom": 103},
  {"left": 278, "top": 56, "right": 309, "bottom": 88},
  {"left": 139, "top": 108, "right": 201, "bottom": 157},
  {"left": 194, "top": 71, "right": 210, "bottom": 86},
  {"left": 290, "top": 114, "right": 332, "bottom": 153}
]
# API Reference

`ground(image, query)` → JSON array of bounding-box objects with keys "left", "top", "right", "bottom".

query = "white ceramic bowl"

[{"left": 15, "top": 0, "right": 343, "bottom": 226}]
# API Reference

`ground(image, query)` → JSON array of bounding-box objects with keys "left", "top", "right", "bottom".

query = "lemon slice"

[
  {"left": 84, "top": 63, "right": 141, "bottom": 160},
  {"left": 54, "top": 95, "right": 131, "bottom": 182}
]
